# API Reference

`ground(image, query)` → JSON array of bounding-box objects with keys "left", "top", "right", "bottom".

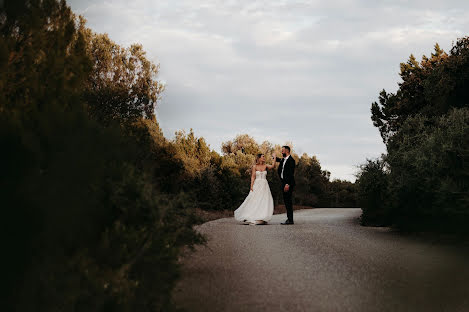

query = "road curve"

[{"left": 173, "top": 208, "right": 469, "bottom": 312}]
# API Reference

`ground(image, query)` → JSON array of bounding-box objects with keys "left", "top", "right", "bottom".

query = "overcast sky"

[{"left": 68, "top": 0, "right": 469, "bottom": 181}]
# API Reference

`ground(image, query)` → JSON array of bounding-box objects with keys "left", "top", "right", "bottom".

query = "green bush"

[
  {"left": 363, "top": 37, "right": 469, "bottom": 232},
  {"left": 359, "top": 109, "right": 469, "bottom": 231},
  {"left": 327, "top": 180, "right": 358, "bottom": 208},
  {"left": 0, "top": 1, "right": 204, "bottom": 310},
  {"left": 386, "top": 109, "right": 469, "bottom": 230},
  {"left": 356, "top": 158, "right": 390, "bottom": 226}
]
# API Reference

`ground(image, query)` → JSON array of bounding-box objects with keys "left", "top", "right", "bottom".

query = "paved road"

[{"left": 173, "top": 209, "right": 469, "bottom": 312}]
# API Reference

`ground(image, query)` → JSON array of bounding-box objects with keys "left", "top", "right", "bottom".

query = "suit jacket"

[{"left": 276, "top": 156, "right": 296, "bottom": 187}]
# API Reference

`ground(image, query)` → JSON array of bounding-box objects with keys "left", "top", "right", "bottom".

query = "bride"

[{"left": 234, "top": 153, "right": 276, "bottom": 225}]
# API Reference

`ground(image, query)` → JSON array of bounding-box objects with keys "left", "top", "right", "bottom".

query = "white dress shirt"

[{"left": 281, "top": 155, "right": 290, "bottom": 180}]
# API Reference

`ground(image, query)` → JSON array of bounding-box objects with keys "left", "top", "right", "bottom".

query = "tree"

[
  {"left": 221, "top": 134, "right": 260, "bottom": 155},
  {"left": 0, "top": 0, "right": 91, "bottom": 115},
  {"left": 362, "top": 37, "right": 469, "bottom": 231},
  {"left": 356, "top": 158, "right": 390, "bottom": 225},
  {"left": 0, "top": 1, "right": 203, "bottom": 310},
  {"left": 80, "top": 24, "right": 164, "bottom": 126},
  {"left": 371, "top": 44, "right": 448, "bottom": 143},
  {"left": 173, "top": 128, "right": 212, "bottom": 176},
  {"left": 294, "top": 154, "right": 331, "bottom": 207}
]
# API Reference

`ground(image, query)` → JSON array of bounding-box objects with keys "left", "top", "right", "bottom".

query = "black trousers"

[{"left": 282, "top": 184, "right": 294, "bottom": 222}]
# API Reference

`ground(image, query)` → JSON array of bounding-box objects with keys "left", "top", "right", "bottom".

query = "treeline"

[
  {"left": 172, "top": 131, "right": 358, "bottom": 210},
  {"left": 1, "top": 0, "right": 356, "bottom": 310},
  {"left": 358, "top": 38, "right": 469, "bottom": 232}
]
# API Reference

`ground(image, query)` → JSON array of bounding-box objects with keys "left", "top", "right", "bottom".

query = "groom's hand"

[{"left": 284, "top": 184, "right": 290, "bottom": 192}]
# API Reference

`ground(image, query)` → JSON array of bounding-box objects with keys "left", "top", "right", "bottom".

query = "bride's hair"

[{"left": 256, "top": 153, "right": 264, "bottom": 164}]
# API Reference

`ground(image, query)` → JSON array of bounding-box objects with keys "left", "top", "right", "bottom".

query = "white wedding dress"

[{"left": 234, "top": 170, "right": 274, "bottom": 223}]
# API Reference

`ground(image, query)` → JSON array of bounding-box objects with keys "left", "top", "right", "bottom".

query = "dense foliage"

[
  {"left": 173, "top": 131, "right": 358, "bottom": 210},
  {"left": 1, "top": 1, "right": 204, "bottom": 311},
  {"left": 359, "top": 37, "right": 469, "bottom": 232},
  {"left": 1, "top": 0, "right": 357, "bottom": 310}
]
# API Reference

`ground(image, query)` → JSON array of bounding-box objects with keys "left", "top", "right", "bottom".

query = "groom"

[{"left": 275, "top": 146, "right": 296, "bottom": 225}]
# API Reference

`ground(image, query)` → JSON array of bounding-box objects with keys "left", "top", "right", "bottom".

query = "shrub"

[
  {"left": 356, "top": 158, "right": 390, "bottom": 226},
  {"left": 386, "top": 109, "right": 469, "bottom": 230}
]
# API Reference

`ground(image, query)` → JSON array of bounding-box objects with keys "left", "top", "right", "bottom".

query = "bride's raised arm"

[{"left": 266, "top": 153, "right": 277, "bottom": 170}]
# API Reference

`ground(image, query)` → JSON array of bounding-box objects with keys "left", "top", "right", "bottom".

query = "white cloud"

[{"left": 68, "top": 0, "right": 469, "bottom": 181}]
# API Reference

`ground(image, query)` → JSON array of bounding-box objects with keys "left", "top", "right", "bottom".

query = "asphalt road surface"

[{"left": 173, "top": 208, "right": 469, "bottom": 312}]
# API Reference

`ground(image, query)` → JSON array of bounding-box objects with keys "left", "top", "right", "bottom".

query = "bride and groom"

[{"left": 234, "top": 146, "right": 296, "bottom": 225}]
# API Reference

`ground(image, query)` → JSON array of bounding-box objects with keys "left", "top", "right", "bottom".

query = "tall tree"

[
  {"left": 361, "top": 37, "right": 469, "bottom": 231},
  {"left": 222, "top": 134, "right": 260, "bottom": 155},
  {"left": 80, "top": 24, "right": 164, "bottom": 126},
  {"left": 0, "top": 1, "right": 203, "bottom": 311},
  {"left": 371, "top": 44, "right": 448, "bottom": 143}
]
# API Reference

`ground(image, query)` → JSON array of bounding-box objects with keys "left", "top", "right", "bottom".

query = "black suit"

[{"left": 276, "top": 156, "right": 296, "bottom": 222}]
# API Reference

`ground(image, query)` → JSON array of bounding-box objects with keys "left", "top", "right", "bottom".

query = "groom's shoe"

[{"left": 281, "top": 219, "right": 294, "bottom": 225}]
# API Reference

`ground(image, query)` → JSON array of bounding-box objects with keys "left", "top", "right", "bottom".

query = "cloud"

[{"left": 67, "top": 0, "right": 469, "bottom": 181}]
